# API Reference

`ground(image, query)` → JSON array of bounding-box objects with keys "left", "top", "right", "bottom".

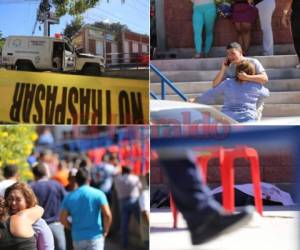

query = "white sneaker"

[{"left": 296, "top": 64, "right": 300, "bottom": 69}]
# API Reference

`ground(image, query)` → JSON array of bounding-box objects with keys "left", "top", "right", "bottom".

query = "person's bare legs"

[
  {"left": 234, "top": 23, "right": 243, "bottom": 50},
  {"left": 241, "top": 22, "right": 252, "bottom": 53}
]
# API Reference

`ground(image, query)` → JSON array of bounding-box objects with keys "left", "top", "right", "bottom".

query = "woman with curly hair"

[
  {"left": 4, "top": 182, "right": 54, "bottom": 250},
  {"left": 0, "top": 196, "right": 44, "bottom": 250}
]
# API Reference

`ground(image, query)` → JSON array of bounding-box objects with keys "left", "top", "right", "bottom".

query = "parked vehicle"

[
  {"left": 1, "top": 35, "right": 105, "bottom": 76},
  {"left": 150, "top": 100, "right": 238, "bottom": 125}
]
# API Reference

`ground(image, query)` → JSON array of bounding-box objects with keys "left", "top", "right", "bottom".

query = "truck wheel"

[
  {"left": 82, "top": 64, "right": 101, "bottom": 76},
  {"left": 15, "top": 62, "right": 34, "bottom": 71}
]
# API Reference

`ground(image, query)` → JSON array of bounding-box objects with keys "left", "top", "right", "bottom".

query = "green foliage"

[
  {"left": 63, "top": 16, "right": 128, "bottom": 39},
  {"left": 93, "top": 21, "right": 127, "bottom": 34},
  {"left": 0, "top": 31, "right": 4, "bottom": 50},
  {"left": 52, "top": 0, "right": 125, "bottom": 17},
  {"left": 0, "top": 126, "right": 38, "bottom": 181},
  {"left": 63, "top": 15, "right": 84, "bottom": 38}
]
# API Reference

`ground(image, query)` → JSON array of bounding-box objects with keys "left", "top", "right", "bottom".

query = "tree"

[
  {"left": 0, "top": 126, "right": 38, "bottom": 181},
  {"left": 52, "top": 0, "right": 126, "bottom": 17},
  {"left": 0, "top": 31, "right": 5, "bottom": 50},
  {"left": 93, "top": 21, "right": 127, "bottom": 34},
  {"left": 63, "top": 17, "right": 128, "bottom": 39},
  {"left": 63, "top": 15, "right": 84, "bottom": 38}
]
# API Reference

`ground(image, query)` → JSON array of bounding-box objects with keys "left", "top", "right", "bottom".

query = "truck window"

[{"left": 65, "top": 43, "right": 73, "bottom": 52}]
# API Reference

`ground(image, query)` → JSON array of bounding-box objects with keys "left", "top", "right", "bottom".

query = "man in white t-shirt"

[
  {"left": 212, "top": 42, "right": 269, "bottom": 120},
  {"left": 0, "top": 164, "right": 19, "bottom": 197}
]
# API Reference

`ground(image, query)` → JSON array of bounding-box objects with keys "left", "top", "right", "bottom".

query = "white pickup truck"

[{"left": 1, "top": 35, "right": 105, "bottom": 76}]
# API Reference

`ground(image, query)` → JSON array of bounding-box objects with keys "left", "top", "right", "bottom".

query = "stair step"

[
  {"left": 150, "top": 68, "right": 300, "bottom": 82},
  {"left": 155, "top": 44, "right": 296, "bottom": 59},
  {"left": 163, "top": 92, "right": 300, "bottom": 104},
  {"left": 151, "top": 79, "right": 300, "bottom": 93},
  {"left": 151, "top": 55, "right": 299, "bottom": 71}
]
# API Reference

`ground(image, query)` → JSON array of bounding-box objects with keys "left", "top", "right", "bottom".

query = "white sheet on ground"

[{"left": 209, "top": 182, "right": 295, "bottom": 206}]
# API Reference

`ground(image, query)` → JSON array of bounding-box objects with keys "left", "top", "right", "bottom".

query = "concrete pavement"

[{"left": 150, "top": 207, "right": 298, "bottom": 250}]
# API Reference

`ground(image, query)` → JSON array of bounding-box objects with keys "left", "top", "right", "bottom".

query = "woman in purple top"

[{"left": 4, "top": 182, "right": 54, "bottom": 250}]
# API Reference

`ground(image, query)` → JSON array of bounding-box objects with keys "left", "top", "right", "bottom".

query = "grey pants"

[{"left": 256, "top": 0, "right": 276, "bottom": 55}]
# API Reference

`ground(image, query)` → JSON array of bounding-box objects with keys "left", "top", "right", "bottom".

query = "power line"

[
  {"left": 124, "top": 1, "right": 148, "bottom": 17},
  {"left": 90, "top": 6, "right": 148, "bottom": 33}
]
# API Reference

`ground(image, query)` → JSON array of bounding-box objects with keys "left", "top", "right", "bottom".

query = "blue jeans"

[
  {"left": 119, "top": 197, "right": 140, "bottom": 249},
  {"left": 49, "top": 222, "right": 66, "bottom": 250},
  {"left": 160, "top": 158, "right": 222, "bottom": 231},
  {"left": 192, "top": 3, "right": 217, "bottom": 54},
  {"left": 73, "top": 237, "right": 104, "bottom": 250}
]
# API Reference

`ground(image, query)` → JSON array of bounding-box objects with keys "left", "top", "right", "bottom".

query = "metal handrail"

[
  {"left": 150, "top": 64, "right": 187, "bottom": 101},
  {"left": 150, "top": 91, "right": 159, "bottom": 99}
]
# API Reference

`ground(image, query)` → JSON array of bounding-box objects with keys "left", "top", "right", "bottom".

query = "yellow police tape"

[{"left": 0, "top": 70, "right": 149, "bottom": 124}]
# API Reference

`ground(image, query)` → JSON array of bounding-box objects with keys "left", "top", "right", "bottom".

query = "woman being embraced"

[
  {"left": 4, "top": 182, "right": 54, "bottom": 250},
  {"left": 0, "top": 196, "right": 44, "bottom": 250}
]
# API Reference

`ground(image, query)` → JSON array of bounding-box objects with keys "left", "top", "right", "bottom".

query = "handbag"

[{"left": 215, "top": 0, "right": 234, "bottom": 18}]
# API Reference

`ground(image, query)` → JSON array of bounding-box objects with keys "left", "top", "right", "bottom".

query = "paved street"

[{"left": 150, "top": 207, "right": 298, "bottom": 250}]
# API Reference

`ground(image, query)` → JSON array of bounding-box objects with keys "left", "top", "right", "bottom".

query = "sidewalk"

[{"left": 150, "top": 207, "right": 298, "bottom": 250}]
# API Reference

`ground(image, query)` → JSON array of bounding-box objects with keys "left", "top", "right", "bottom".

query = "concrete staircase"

[{"left": 151, "top": 54, "right": 300, "bottom": 118}]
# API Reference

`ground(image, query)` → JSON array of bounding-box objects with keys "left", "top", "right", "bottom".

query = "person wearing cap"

[
  {"left": 282, "top": 0, "right": 300, "bottom": 69},
  {"left": 114, "top": 166, "right": 142, "bottom": 250},
  {"left": 211, "top": 42, "right": 268, "bottom": 120},
  {"left": 190, "top": 0, "right": 217, "bottom": 58}
]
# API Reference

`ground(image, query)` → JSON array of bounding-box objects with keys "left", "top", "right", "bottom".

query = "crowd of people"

[{"left": 0, "top": 138, "right": 149, "bottom": 250}]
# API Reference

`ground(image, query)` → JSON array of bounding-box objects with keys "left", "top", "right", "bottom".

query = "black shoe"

[{"left": 190, "top": 206, "right": 254, "bottom": 245}]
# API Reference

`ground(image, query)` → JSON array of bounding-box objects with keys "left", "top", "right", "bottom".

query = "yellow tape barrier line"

[{"left": 0, "top": 70, "right": 149, "bottom": 125}]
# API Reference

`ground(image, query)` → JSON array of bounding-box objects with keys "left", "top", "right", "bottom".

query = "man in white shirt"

[{"left": 0, "top": 164, "right": 19, "bottom": 197}]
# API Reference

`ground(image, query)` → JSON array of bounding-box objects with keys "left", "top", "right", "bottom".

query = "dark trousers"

[
  {"left": 291, "top": 5, "right": 300, "bottom": 61},
  {"left": 160, "top": 158, "right": 222, "bottom": 230},
  {"left": 119, "top": 197, "right": 140, "bottom": 249}
]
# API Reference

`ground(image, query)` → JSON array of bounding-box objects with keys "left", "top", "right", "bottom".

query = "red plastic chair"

[
  {"left": 169, "top": 146, "right": 263, "bottom": 228},
  {"left": 221, "top": 146, "right": 263, "bottom": 215}
]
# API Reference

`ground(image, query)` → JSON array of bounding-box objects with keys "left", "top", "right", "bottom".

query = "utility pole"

[
  {"left": 39, "top": 0, "right": 51, "bottom": 36},
  {"left": 32, "top": 0, "right": 59, "bottom": 36}
]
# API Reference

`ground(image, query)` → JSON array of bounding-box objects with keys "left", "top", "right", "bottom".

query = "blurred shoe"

[
  {"left": 296, "top": 64, "right": 300, "bottom": 69},
  {"left": 194, "top": 53, "right": 202, "bottom": 59},
  {"left": 190, "top": 206, "right": 254, "bottom": 245}
]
